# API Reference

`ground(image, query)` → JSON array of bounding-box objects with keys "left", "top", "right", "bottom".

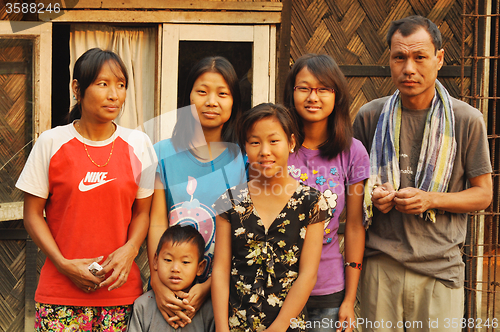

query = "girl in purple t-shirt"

[{"left": 284, "top": 54, "right": 369, "bottom": 332}]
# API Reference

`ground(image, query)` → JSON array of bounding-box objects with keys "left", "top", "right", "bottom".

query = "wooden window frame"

[
  {"left": 0, "top": 22, "right": 52, "bottom": 222},
  {"left": 159, "top": 23, "right": 276, "bottom": 140}
]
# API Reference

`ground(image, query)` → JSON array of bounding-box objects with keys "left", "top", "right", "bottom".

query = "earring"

[
  {"left": 73, "top": 95, "right": 77, "bottom": 100},
  {"left": 290, "top": 148, "right": 294, "bottom": 153}
]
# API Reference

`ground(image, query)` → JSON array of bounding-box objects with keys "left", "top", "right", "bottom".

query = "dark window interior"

[{"left": 178, "top": 41, "right": 253, "bottom": 113}]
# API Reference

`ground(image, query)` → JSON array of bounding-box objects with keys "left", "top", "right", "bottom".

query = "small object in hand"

[{"left": 88, "top": 262, "right": 103, "bottom": 276}]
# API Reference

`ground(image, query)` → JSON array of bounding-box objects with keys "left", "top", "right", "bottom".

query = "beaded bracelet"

[{"left": 344, "top": 262, "right": 362, "bottom": 270}]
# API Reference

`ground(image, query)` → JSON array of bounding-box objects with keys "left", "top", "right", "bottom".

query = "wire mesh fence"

[{"left": 462, "top": 1, "right": 499, "bottom": 331}]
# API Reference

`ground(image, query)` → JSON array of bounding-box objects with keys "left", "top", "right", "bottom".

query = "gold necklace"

[{"left": 77, "top": 121, "right": 116, "bottom": 168}]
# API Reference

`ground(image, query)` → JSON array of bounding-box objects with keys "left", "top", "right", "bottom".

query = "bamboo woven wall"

[
  {"left": 0, "top": 39, "right": 31, "bottom": 205},
  {"left": 289, "top": 1, "right": 476, "bottom": 330},
  {"left": 290, "top": 0, "right": 474, "bottom": 115},
  {"left": 0, "top": 221, "right": 26, "bottom": 332},
  {"left": 0, "top": 37, "right": 32, "bottom": 329},
  {"left": 0, "top": 225, "right": 150, "bottom": 332}
]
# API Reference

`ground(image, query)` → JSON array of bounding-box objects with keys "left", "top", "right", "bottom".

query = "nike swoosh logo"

[{"left": 78, "top": 178, "right": 116, "bottom": 192}]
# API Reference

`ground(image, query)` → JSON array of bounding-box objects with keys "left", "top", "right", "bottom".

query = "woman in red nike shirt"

[{"left": 16, "top": 48, "right": 156, "bottom": 331}]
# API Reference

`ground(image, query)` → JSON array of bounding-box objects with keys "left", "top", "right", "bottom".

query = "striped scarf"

[{"left": 363, "top": 80, "right": 456, "bottom": 227}]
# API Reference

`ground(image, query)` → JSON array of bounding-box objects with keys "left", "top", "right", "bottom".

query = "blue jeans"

[{"left": 307, "top": 307, "right": 340, "bottom": 332}]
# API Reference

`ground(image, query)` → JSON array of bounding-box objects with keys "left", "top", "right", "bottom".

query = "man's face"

[{"left": 389, "top": 27, "right": 444, "bottom": 109}]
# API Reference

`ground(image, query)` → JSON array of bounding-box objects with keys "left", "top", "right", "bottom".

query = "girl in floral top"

[{"left": 212, "top": 103, "right": 331, "bottom": 331}]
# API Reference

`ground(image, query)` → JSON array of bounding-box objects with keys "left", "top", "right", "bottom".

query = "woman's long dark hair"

[
  {"left": 283, "top": 54, "right": 352, "bottom": 159},
  {"left": 171, "top": 56, "right": 241, "bottom": 154},
  {"left": 68, "top": 48, "right": 128, "bottom": 123}
]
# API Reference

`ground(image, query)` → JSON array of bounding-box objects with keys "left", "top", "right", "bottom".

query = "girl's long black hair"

[{"left": 283, "top": 54, "right": 352, "bottom": 159}]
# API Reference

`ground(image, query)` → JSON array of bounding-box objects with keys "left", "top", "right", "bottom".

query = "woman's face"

[
  {"left": 245, "top": 116, "right": 295, "bottom": 180},
  {"left": 189, "top": 71, "right": 233, "bottom": 133},
  {"left": 78, "top": 60, "right": 127, "bottom": 124},
  {"left": 293, "top": 67, "right": 335, "bottom": 125}
]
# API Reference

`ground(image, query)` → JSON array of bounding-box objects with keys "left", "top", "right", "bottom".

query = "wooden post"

[
  {"left": 277, "top": 0, "right": 291, "bottom": 103},
  {"left": 25, "top": 237, "right": 37, "bottom": 332}
]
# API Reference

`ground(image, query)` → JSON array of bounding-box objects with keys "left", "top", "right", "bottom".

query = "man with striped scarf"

[{"left": 353, "top": 15, "right": 492, "bottom": 332}]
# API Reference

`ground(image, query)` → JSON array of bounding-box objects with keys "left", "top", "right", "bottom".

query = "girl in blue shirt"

[{"left": 148, "top": 56, "right": 246, "bottom": 329}]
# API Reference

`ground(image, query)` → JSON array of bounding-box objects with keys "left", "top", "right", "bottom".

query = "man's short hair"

[
  {"left": 387, "top": 15, "right": 442, "bottom": 52},
  {"left": 156, "top": 224, "right": 205, "bottom": 262}
]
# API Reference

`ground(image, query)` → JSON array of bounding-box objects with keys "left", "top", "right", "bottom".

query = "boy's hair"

[
  {"left": 386, "top": 15, "right": 442, "bottom": 52},
  {"left": 156, "top": 225, "right": 205, "bottom": 262},
  {"left": 236, "top": 103, "right": 299, "bottom": 155}
]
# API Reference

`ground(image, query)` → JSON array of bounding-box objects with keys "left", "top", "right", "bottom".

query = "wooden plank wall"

[
  {"left": 289, "top": 0, "right": 474, "bottom": 116},
  {"left": 36, "top": 0, "right": 282, "bottom": 23},
  {"left": 0, "top": 2, "right": 283, "bottom": 331}
]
